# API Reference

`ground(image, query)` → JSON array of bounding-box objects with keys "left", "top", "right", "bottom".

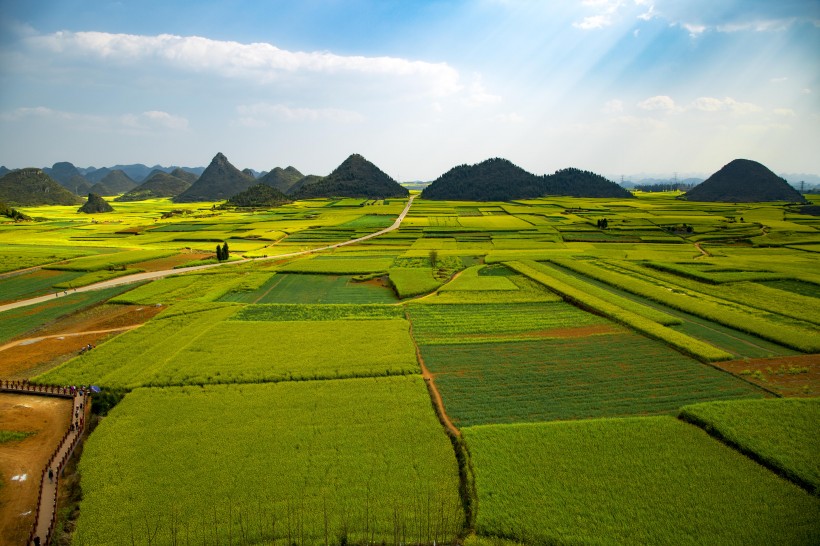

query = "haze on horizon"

[{"left": 0, "top": 0, "right": 818, "bottom": 181}]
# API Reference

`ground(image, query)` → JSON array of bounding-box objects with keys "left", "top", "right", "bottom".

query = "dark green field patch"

[
  {"left": 220, "top": 273, "right": 398, "bottom": 304},
  {"left": 419, "top": 334, "right": 765, "bottom": 426}
]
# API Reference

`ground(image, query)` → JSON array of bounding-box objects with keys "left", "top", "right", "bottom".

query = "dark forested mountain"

[
  {"left": 226, "top": 184, "right": 291, "bottom": 208},
  {"left": 286, "top": 175, "right": 324, "bottom": 195},
  {"left": 242, "top": 168, "right": 259, "bottom": 179},
  {"left": 78, "top": 193, "right": 114, "bottom": 213},
  {"left": 545, "top": 168, "right": 633, "bottom": 198},
  {"left": 0, "top": 166, "right": 10, "bottom": 177},
  {"left": 421, "top": 158, "right": 543, "bottom": 201},
  {"left": 290, "top": 154, "right": 408, "bottom": 199},
  {"left": 0, "top": 168, "right": 83, "bottom": 206},
  {"left": 683, "top": 159, "right": 807, "bottom": 203},
  {"left": 115, "top": 171, "right": 193, "bottom": 201},
  {"left": 173, "top": 153, "right": 255, "bottom": 202},
  {"left": 44, "top": 161, "right": 84, "bottom": 185},
  {"left": 259, "top": 166, "right": 304, "bottom": 194},
  {"left": 422, "top": 159, "right": 632, "bottom": 201},
  {"left": 88, "top": 182, "right": 112, "bottom": 196}
]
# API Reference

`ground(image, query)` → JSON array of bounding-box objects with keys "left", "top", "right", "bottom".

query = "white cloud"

[
  {"left": 25, "top": 30, "right": 462, "bottom": 97},
  {"left": 236, "top": 103, "right": 364, "bottom": 124},
  {"left": 602, "top": 99, "right": 624, "bottom": 114},
  {"left": 773, "top": 108, "right": 796, "bottom": 117},
  {"left": 465, "top": 77, "right": 502, "bottom": 107},
  {"left": 637, "top": 95, "right": 678, "bottom": 112},
  {"left": 691, "top": 96, "right": 762, "bottom": 114},
  {"left": 681, "top": 23, "right": 706, "bottom": 37},
  {"left": 770, "top": 77, "right": 788, "bottom": 83},
  {"left": 574, "top": 15, "right": 613, "bottom": 29},
  {"left": 1, "top": 106, "right": 189, "bottom": 132}
]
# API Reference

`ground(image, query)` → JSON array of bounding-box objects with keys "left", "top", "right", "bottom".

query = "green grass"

[
  {"left": 419, "top": 333, "right": 763, "bottom": 426},
  {"left": 52, "top": 268, "right": 141, "bottom": 289},
  {"left": 38, "top": 306, "right": 419, "bottom": 388},
  {"left": 111, "top": 271, "right": 273, "bottom": 305},
  {"left": 0, "top": 284, "right": 138, "bottom": 344},
  {"left": 438, "top": 266, "right": 519, "bottom": 292},
  {"left": 407, "top": 302, "right": 607, "bottom": 344},
  {"left": 73, "top": 377, "right": 464, "bottom": 545},
  {"left": 464, "top": 417, "right": 820, "bottom": 545},
  {"left": 0, "top": 243, "right": 104, "bottom": 273},
  {"left": 0, "top": 430, "right": 31, "bottom": 443},
  {"left": 44, "top": 249, "right": 176, "bottom": 271},
  {"left": 680, "top": 398, "right": 820, "bottom": 494},
  {"left": 508, "top": 261, "right": 733, "bottom": 362}
]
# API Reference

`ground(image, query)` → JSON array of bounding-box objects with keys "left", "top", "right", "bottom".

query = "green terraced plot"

[
  {"left": 74, "top": 377, "right": 464, "bottom": 545},
  {"left": 680, "top": 398, "right": 820, "bottom": 493},
  {"left": 220, "top": 273, "right": 398, "bottom": 304},
  {"left": 407, "top": 302, "right": 608, "bottom": 344},
  {"left": 232, "top": 303, "right": 405, "bottom": 321},
  {"left": 0, "top": 284, "right": 137, "bottom": 344},
  {"left": 464, "top": 417, "right": 820, "bottom": 545},
  {"left": 38, "top": 306, "right": 419, "bottom": 388},
  {"left": 419, "top": 333, "right": 764, "bottom": 426}
]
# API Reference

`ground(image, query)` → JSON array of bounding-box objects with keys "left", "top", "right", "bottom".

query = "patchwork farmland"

[{"left": 1, "top": 193, "right": 818, "bottom": 545}]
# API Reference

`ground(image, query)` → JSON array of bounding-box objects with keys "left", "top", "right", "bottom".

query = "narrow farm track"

[
  {"left": 0, "top": 326, "right": 140, "bottom": 353},
  {"left": 0, "top": 196, "right": 417, "bottom": 314}
]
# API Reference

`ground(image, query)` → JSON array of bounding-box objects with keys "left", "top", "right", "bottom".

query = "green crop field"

[
  {"left": 0, "top": 284, "right": 137, "bottom": 344},
  {"left": 73, "top": 377, "right": 464, "bottom": 545},
  {"left": 464, "top": 417, "right": 820, "bottom": 545},
  {"left": 38, "top": 306, "right": 419, "bottom": 388},
  {"left": 4, "top": 191, "right": 819, "bottom": 545},
  {"left": 418, "top": 332, "right": 763, "bottom": 426},
  {"left": 680, "top": 398, "right": 820, "bottom": 493},
  {"left": 407, "top": 302, "right": 608, "bottom": 344}
]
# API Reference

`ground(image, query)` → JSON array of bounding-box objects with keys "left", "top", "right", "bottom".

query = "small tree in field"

[
  {"left": 216, "top": 244, "right": 224, "bottom": 261},
  {"left": 222, "top": 242, "right": 230, "bottom": 260},
  {"left": 429, "top": 250, "right": 438, "bottom": 268}
]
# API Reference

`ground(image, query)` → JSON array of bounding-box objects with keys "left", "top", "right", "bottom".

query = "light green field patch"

[
  {"left": 388, "top": 268, "right": 442, "bottom": 298},
  {"left": 74, "top": 377, "right": 463, "bottom": 545},
  {"left": 465, "top": 417, "right": 820, "bottom": 545},
  {"left": 439, "top": 265, "right": 518, "bottom": 292}
]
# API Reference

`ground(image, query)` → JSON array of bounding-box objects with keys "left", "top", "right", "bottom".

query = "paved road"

[{"left": 0, "top": 196, "right": 416, "bottom": 314}]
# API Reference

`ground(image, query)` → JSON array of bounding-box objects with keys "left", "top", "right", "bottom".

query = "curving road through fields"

[{"left": 0, "top": 195, "right": 416, "bottom": 314}]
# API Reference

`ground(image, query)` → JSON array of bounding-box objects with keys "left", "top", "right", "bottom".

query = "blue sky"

[{"left": 0, "top": 0, "right": 818, "bottom": 179}]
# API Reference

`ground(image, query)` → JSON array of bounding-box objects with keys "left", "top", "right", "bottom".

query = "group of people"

[{"left": 78, "top": 343, "right": 95, "bottom": 355}]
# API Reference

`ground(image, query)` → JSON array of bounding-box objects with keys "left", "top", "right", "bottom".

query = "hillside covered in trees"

[
  {"left": 290, "top": 154, "right": 409, "bottom": 199},
  {"left": 421, "top": 159, "right": 632, "bottom": 201},
  {"left": 173, "top": 153, "right": 256, "bottom": 202},
  {"left": 0, "top": 169, "right": 83, "bottom": 206},
  {"left": 683, "top": 159, "right": 806, "bottom": 203},
  {"left": 226, "top": 184, "right": 291, "bottom": 208},
  {"left": 115, "top": 170, "right": 193, "bottom": 201}
]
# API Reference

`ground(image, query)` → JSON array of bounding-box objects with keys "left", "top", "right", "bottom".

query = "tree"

[
  {"left": 429, "top": 250, "right": 438, "bottom": 268},
  {"left": 216, "top": 244, "right": 224, "bottom": 261},
  {"left": 222, "top": 242, "right": 230, "bottom": 261}
]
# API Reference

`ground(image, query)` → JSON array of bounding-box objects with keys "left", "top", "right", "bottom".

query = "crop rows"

[
  {"left": 464, "top": 417, "right": 819, "bottom": 545},
  {"left": 231, "top": 303, "right": 405, "bottom": 321},
  {"left": 419, "top": 333, "right": 762, "bottom": 426},
  {"left": 507, "top": 261, "right": 733, "bottom": 361},
  {"left": 276, "top": 256, "right": 396, "bottom": 274},
  {"left": 45, "top": 249, "right": 176, "bottom": 271},
  {"left": 388, "top": 268, "right": 442, "bottom": 298},
  {"left": 38, "top": 307, "right": 419, "bottom": 388},
  {"left": 74, "top": 377, "right": 464, "bottom": 545},
  {"left": 407, "top": 301, "right": 607, "bottom": 344},
  {"left": 549, "top": 258, "right": 820, "bottom": 353}
]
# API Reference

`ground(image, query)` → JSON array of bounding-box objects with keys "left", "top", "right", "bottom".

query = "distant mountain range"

[{"left": 1, "top": 156, "right": 818, "bottom": 207}]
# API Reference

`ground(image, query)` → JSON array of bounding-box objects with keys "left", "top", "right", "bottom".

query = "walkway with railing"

[{"left": 0, "top": 381, "right": 90, "bottom": 546}]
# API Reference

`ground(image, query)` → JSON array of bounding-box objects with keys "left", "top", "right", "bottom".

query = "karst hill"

[
  {"left": 684, "top": 159, "right": 806, "bottom": 203},
  {"left": 421, "top": 158, "right": 632, "bottom": 201},
  {"left": 0, "top": 168, "right": 83, "bottom": 206},
  {"left": 173, "top": 153, "right": 256, "bottom": 203},
  {"left": 290, "top": 154, "right": 409, "bottom": 199}
]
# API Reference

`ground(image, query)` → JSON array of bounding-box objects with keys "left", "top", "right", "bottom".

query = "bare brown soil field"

[
  {"left": 0, "top": 394, "right": 72, "bottom": 546},
  {"left": 715, "top": 354, "right": 820, "bottom": 397},
  {"left": 1, "top": 305, "right": 165, "bottom": 379}
]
